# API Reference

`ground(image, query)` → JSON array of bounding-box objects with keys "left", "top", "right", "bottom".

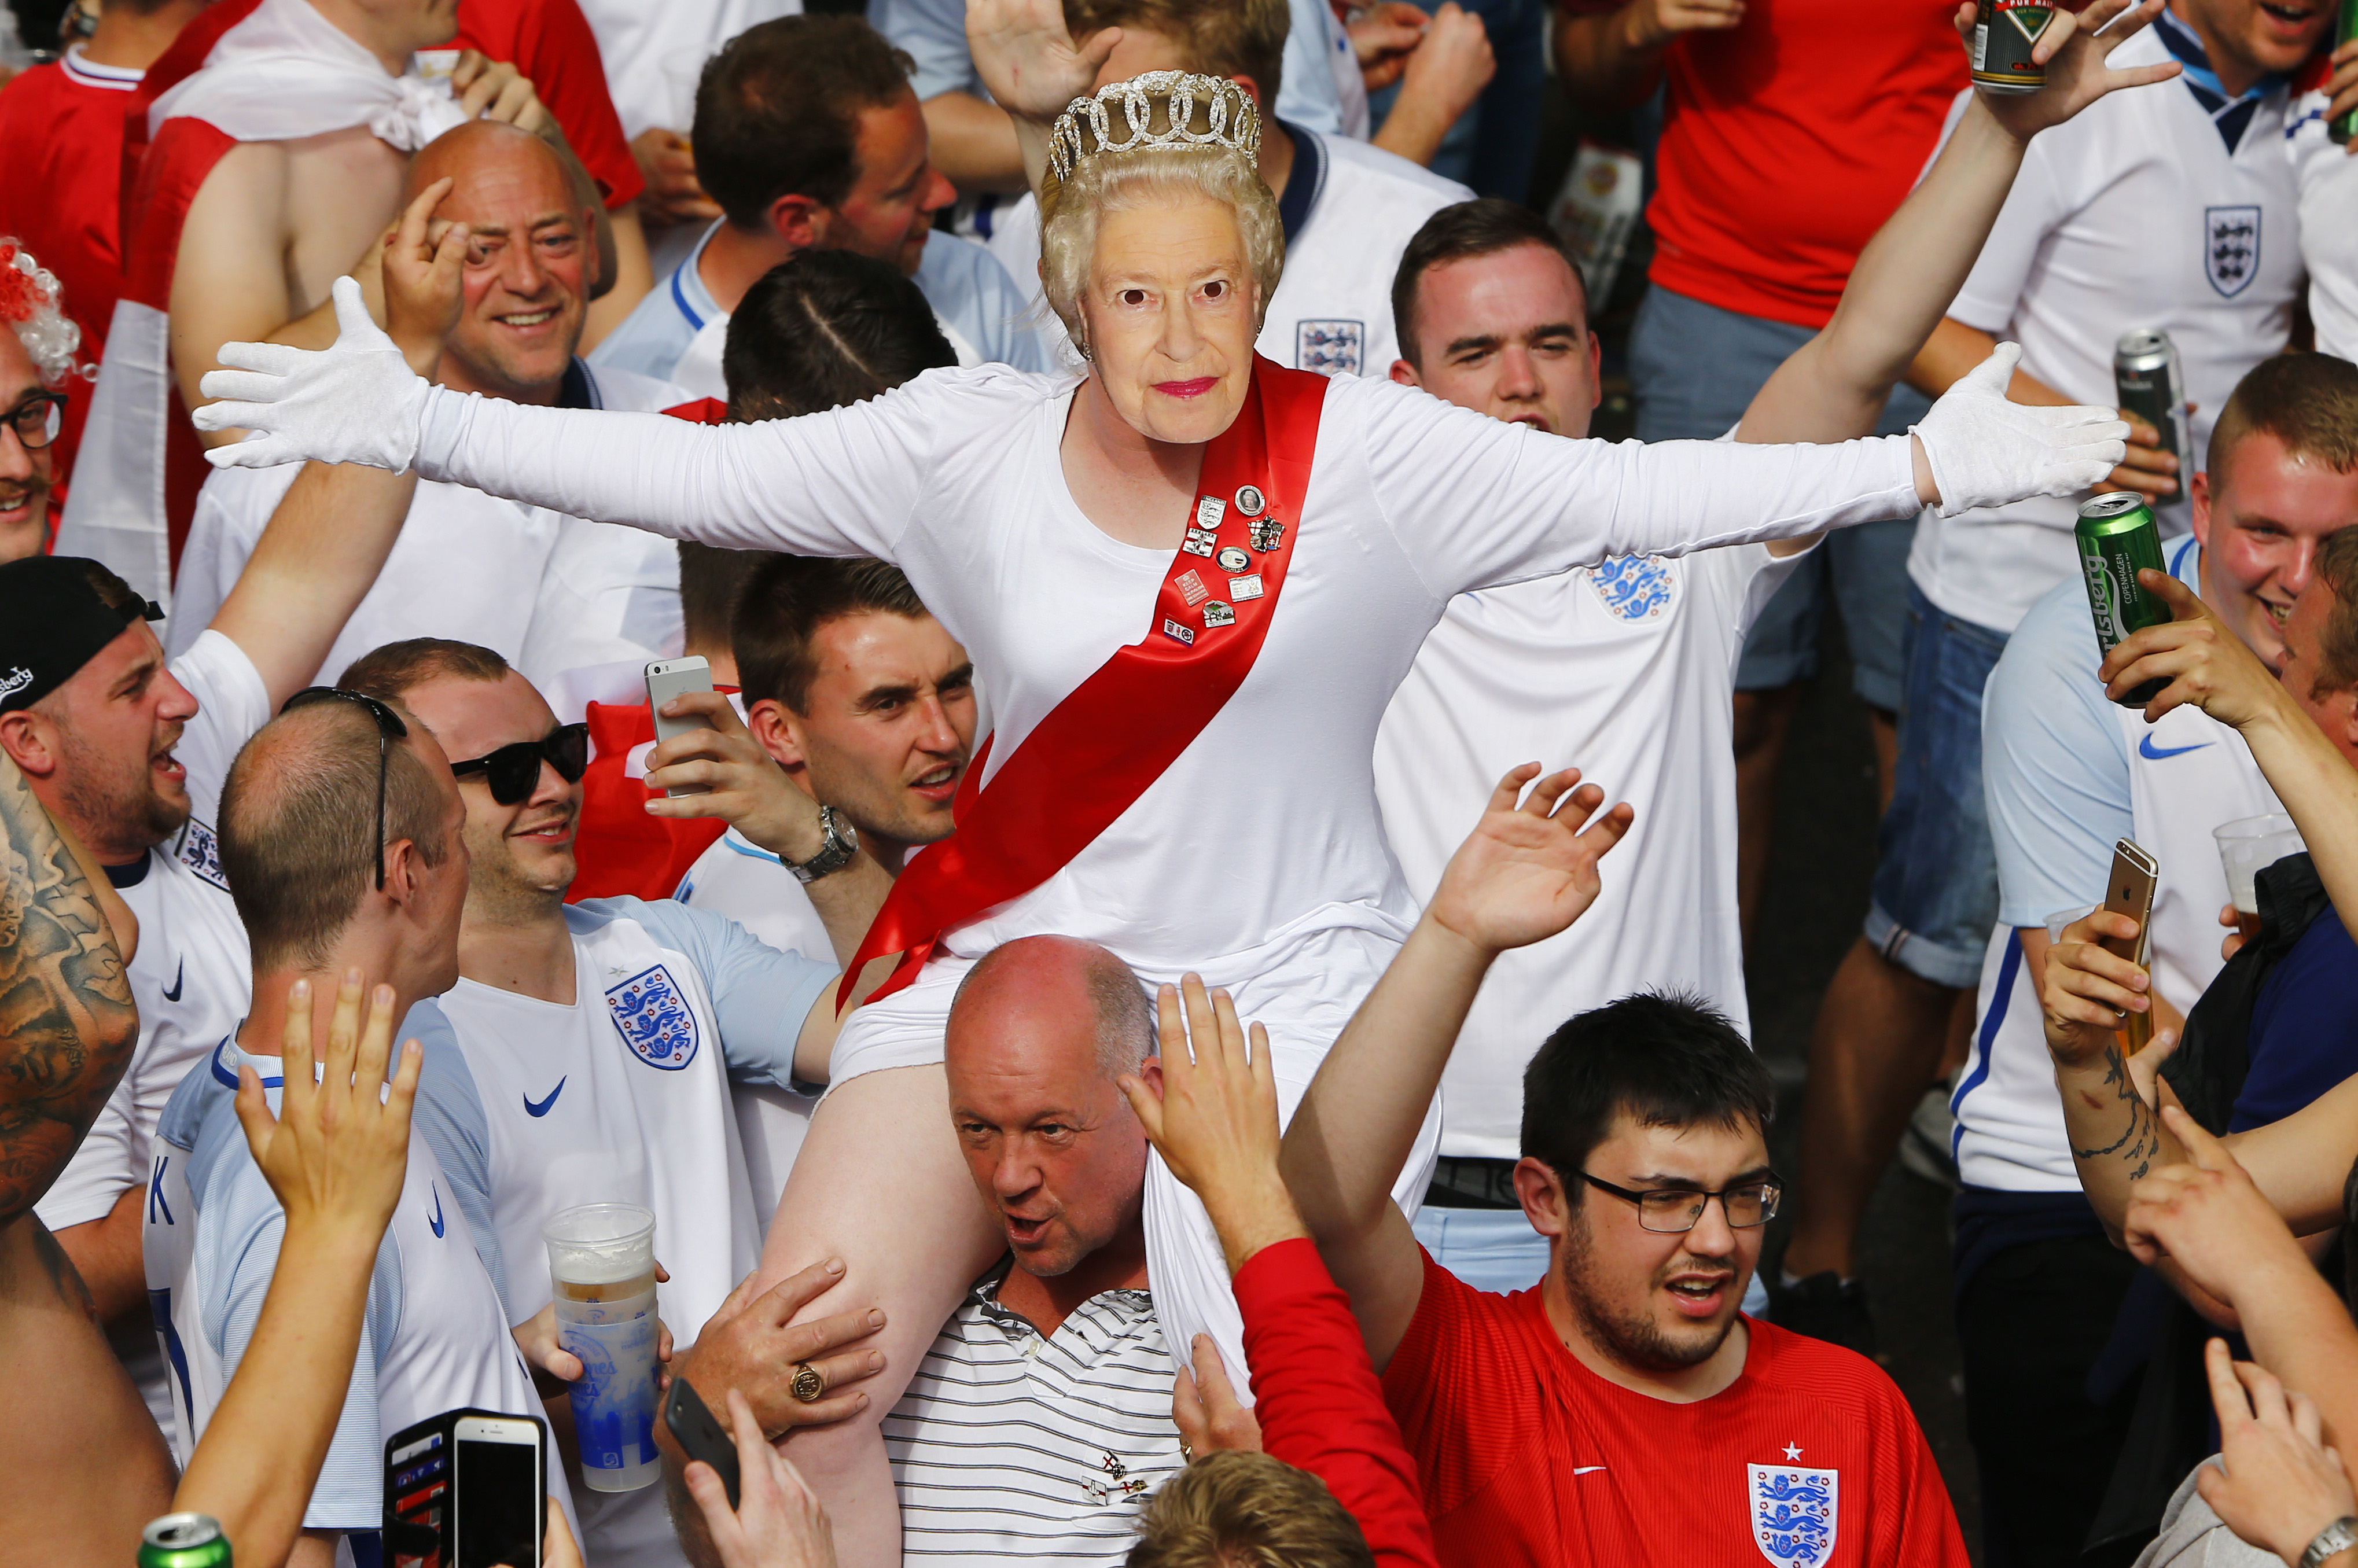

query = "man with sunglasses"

[
  {"left": 338, "top": 636, "right": 888, "bottom": 1568},
  {"left": 1276, "top": 765, "right": 1969, "bottom": 1566},
  {"left": 0, "top": 415, "right": 418, "bottom": 1434}
]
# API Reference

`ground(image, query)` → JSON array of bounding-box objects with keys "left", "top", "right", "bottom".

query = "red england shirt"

[
  {"left": 1381, "top": 1250, "right": 1968, "bottom": 1567},
  {"left": 1634, "top": 0, "right": 1967, "bottom": 329},
  {"left": 454, "top": 0, "right": 645, "bottom": 209},
  {"left": 0, "top": 46, "right": 145, "bottom": 483}
]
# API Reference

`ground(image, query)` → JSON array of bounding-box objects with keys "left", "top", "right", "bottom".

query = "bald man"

[
  {"left": 171, "top": 120, "right": 696, "bottom": 687},
  {"left": 884, "top": 936, "right": 1189, "bottom": 1562}
]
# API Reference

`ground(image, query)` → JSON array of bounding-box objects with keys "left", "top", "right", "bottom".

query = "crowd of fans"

[{"left": 2, "top": 0, "right": 2356, "bottom": 1564}]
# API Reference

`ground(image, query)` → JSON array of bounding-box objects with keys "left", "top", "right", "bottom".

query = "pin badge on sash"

[
  {"left": 1161, "top": 618, "right": 1195, "bottom": 646},
  {"left": 1234, "top": 484, "right": 1266, "bottom": 517},
  {"left": 1175, "top": 569, "right": 1211, "bottom": 607},
  {"left": 1182, "top": 528, "right": 1219, "bottom": 557},
  {"left": 1248, "top": 518, "right": 1284, "bottom": 553},
  {"left": 1229, "top": 574, "right": 1264, "bottom": 601},
  {"left": 1202, "top": 601, "right": 1235, "bottom": 629},
  {"left": 1195, "top": 495, "right": 1227, "bottom": 530},
  {"left": 1216, "top": 545, "right": 1251, "bottom": 573}
]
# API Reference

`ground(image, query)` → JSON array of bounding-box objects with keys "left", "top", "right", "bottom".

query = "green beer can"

[
  {"left": 2076, "top": 491, "right": 2169, "bottom": 707},
  {"left": 2335, "top": 0, "right": 2358, "bottom": 145},
  {"left": 138, "top": 1513, "right": 231, "bottom": 1568}
]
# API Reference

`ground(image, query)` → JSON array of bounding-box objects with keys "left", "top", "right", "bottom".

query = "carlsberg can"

[
  {"left": 2113, "top": 329, "right": 2189, "bottom": 498},
  {"left": 2076, "top": 492, "right": 2169, "bottom": 706},
  {"left": 1971, "top": 0, "right": 2054, "bottom": 93},
  {"left": 138, "top": 1514, "right": 231, "bottom": 1568},
  {"left": 2335, "top": 0, "right": 2358, "bottom": 144}
]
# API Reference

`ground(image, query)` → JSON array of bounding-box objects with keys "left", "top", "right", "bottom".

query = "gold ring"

[{"left": 789, "top": 1361, "right": 825, "bottom": 1404}]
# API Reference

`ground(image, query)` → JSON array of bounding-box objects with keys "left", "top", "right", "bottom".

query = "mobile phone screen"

[{"left": 455, "top": 1436, "right": 539, "bottom": 1568}]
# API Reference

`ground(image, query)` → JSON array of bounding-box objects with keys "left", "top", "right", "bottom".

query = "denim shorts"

[
  {"left": 1629, "top": 284, "right": 1926, "bottom": 709},
  {"left": 1863, "top": 582, "right": 2010, "bottom": 989}
]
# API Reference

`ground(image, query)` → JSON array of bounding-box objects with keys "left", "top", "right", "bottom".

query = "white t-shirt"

[
  {"left": 982, "top": 127, "right": 1468, "bottom": 378},
  {"left": 168, "top": 362, "right": 690, "bottom": 686},
  {"left": 1908, "top": 32, "right": 2299, "bottom": 635},
  {"left": 672, "top": 827, "right": 832, "bottom": 1219},
  {"left": 412, "top": 363, "right": 1921, "bottom": 990},
  {"left": 573, "top": 0, "right": 799, "bottom": 140},
  {"left": 2283, "top": 78, "right": 2358, "bottom": 360},
  {"left": 1954, "top": 539, "right": 2280, "bottom": 1189},
  {"left": 1375, "top": 543, "right": 1798, "bottom": 1159},
  {"left": 146, "top": 1038, "right": 572, "bottom": 1539}
]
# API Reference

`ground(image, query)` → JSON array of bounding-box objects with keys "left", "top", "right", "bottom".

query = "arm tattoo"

[
  {"left": 2069, "top": 1044, "right": 2160, "bottom": 1183},
  {"left": 0, "top": 758, "right": 137, "bottom": 1224}
]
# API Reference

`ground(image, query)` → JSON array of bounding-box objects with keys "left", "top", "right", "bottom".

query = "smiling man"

[
  {"left": 1278, "top": 770, "right": 1968, "bottom": 1566},
  {"left": 874, "top": 934, "right": 1186, "bottom": 1565},
  {"left": 336, "top": 636, "right": 881, "bottom": 1568},
  {"left": 0, "top": 247, "right": 76, "bottom": 561},
  {"left": 1949, "top": 349, "right": 2358, "bottom": 1565},
  {"left": 171, "top": 119, "right": 693, "bottom": 684}
]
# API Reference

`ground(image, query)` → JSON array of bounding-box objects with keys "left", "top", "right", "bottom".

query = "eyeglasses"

[
  {"left": 282, "top": 687, "right": 409, "bottom": 889},
  {"left": 1577, "top": 1171, "right": 1783, "bottom": 1233},
  {"left": 448, "top": 723, "right": 589, "bottom": 805},
  {"left": 1, "top": 390, "right": 66, "bottom": 451}
]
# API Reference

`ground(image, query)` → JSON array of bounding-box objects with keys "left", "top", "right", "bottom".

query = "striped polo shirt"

[{"left": 885, "top": 1263, "right": 1184, "bottom": 1563}]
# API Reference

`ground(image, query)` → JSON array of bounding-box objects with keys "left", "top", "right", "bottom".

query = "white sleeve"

[
  {"left": 168, "top": 631, "right": 275, "bottom": 819},
  {"left": 412, "top": 368, "right": 975, "bottom": 561},
  {"left": 1350, "top": 379, "right": 1920, "bottom": 600}
]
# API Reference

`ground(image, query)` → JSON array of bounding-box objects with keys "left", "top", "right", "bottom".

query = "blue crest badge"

[
  {"left": 1749, "top": 1463, "right": 1837, "bottom": 1565},
  {"left": 1295, "top": 320, "right": 1363, "bottom": 377},
  {"left": 1588, "top": 554, "right": 1676, "bottom": 621},
  {"left": 2206, "top": 205, "right": 2260, "bottom": 298},
  {"left": 606, "top": 964, "right": 700, "bottom": 1070},
  {"left": 178, "top": 818, "right": 229, "bottom": 891}
]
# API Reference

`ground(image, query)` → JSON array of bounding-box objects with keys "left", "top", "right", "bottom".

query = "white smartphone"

[
  {"left": 452, "top": 1413, "right": 543, "bottom": 1568},
  {"left": 644, "top": 656, "right": 716, "bottom": 799}
]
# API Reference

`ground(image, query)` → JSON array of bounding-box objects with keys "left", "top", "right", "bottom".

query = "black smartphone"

[
  {"left": 664, "top": 1376, "right": 741, "bottom": 1510},
  {"left": 385, "top": 1408, "right": 547, "bottom": 1568}
]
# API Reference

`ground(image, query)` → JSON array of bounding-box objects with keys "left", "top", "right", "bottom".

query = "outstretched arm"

[
  {"left": 1740, "top": 0, "right": 2178, "bottom": 450},
  {"left": 1280, "top": 765, "right": 1632, "bottom": 1367},
  {"left": 0, "top": 751, "right": 138, "bottom": 1225}
]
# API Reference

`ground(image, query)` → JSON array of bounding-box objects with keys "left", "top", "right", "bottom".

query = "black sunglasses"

[
  {"left": 1, "top": 389, "right": 65, "bottom": 451},
  {"left": 281, "top": 687, "right": 410, "bottom": 889},
  {"left": 448, "top": 723, "right": 590, "bottom": 805}
]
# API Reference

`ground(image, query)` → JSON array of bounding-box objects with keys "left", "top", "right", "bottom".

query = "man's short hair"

[
  {"left": 1390, "top": 200, "right": 1587, "bottom": 371},
  {"left": 2208, "top": 351, "right": 2358, "bottom": 483},
  {"left": 691, "top": 16, "right": 917, "bottom": 232},
  {"left": 723, "top": 248, "right": 958, "bottom": 422},
  {"left": 950, "top": 938, "right": 1153, "bottom": 1080},
  {"left": 339, "top": 638, "right": 512, "bottom": 705},
  {"left": 1520, "top": 992, "right": 1775, "bottom": 1188},
  {"left": 679, "top": 544, "right": 763, "bottom": 657},
  {"left": 2307, "top": 527, "right": 2358, "bottom": 700},
  {"left": 1065, "top": 0, "right": 1287, "bottom": 105},
  {"left": 218, "top": 703, "right": 452, "bottom": 972},
  {"left": 1125, "top": 1451, "right": 1373, "bottom": 1568},
  {"left": 733, "top": 556, "right": 928, "bottom": 713}
]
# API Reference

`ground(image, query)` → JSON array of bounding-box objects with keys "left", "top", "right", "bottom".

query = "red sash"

[{"left": 840, "top": 356, "right": 1329, "bottom": 1008}]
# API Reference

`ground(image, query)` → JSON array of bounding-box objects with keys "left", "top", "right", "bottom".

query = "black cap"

[{"left": 0, "top": 556, "right": 165, "bottom": 715}]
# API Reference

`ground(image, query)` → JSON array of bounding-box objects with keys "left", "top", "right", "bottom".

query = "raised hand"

[
  {"left": 2039, "top": 908, "right": 2154, "bottom": 1070},
  {"left": 1912, "top": 342, "right": 2130, "bottom": 515},
  {"left": 2120, "top": 1105, "right": 2312, "bottom": 1306},
  {"left": 1424, "top": 764, "right": 1632, "bottom": 957},
  {"left": 234, "top": 970, "right": 422, "bottom": 1246},
  {"left": 194, "top": 276, "right": 431, "bottom": 473},
  {"left": 1959, "top": 0, "right": 2182, "bottom": 141},
  {"left": 381, "top": 177, "right": 469, "bottom": 380},
  {"left": 2100, "top": 570, "right": 2290, "bottom": 727},
  {"left": 2194, "top": 1339, "right": 2358, "bottom": 1565},
  {"left": 682, "top": 1387, "right": 839, "bottom": 1568},
  {"left": 642, "top": 691, "right": 830, "bottom": 862},
  {"left": 967, "top": 0, "right": 1122, "bottom": 125},
  {"left": 674, "top": 1258, "right": 888, "bottom": 1438}
]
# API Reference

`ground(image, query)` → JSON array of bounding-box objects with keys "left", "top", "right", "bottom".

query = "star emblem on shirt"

[{"left": 1783, "top": 1443, "right": 1803, "bottom": 1462}]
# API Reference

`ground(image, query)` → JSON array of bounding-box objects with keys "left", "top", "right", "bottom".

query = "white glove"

[
  {"left": 1911, "top": 341, "right": 2129, "bottom": 518},
  {"left": 193, "top": 275, "right": 429, "bottom": 473}
]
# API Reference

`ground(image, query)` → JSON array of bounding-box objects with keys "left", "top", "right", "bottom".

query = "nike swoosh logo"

[
  {"left": 428, "top": 1183, "right": 446, "bottom": 1239},
  {"left": 523, "top": 1077, "right": 566, "bottom": 1118},
  {"left": 161, "top": 959, "right": 183, "bottom": 1003},
  {"left": 2139, "top": 734, "right": 2213, "bottom": 761},
  {"left": 1574, "top": 1466, "right": 1607, "bottom": 1475}
]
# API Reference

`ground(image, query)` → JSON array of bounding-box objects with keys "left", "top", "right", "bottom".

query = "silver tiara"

[{"left": 1046, "top": 71, "right": 1261, "bottom": 184}]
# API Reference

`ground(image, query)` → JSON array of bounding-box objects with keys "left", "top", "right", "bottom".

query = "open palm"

[
  {"left": 968, "top": 0, "right": 1121, "bottom": 123},
  {"left": 1427, "top": 764, "right": 1634, "bottom": 954}
]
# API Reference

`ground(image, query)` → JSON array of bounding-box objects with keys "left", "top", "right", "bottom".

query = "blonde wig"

[{"left": 1037, "top": 72, "right": 1284, "bottom": 351}]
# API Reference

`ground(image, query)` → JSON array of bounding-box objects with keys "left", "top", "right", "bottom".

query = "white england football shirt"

[
  {"left": 1375, "top": 543, "right": 1799, "bottom": 1158},
  {"left": 2283, "top": 78, "right": 2358, "bottom": 359},
  {"left": 572, "top": 0, "right": 799, "bottom": 139},
  {"left": 1908, "top": 25, "right": 2300, "bottom": 636},
  {"left": 980, "top": 126, "right": 1469, "bottom": 378},
  {"left": 672, "top": 828, "right": 832, "bottom": 1219},
  {"left": 167, "top": 362, "right": 691, "bottom": 686}
]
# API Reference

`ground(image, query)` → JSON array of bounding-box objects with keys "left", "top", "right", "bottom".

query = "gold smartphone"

[{"left": 2097, "top": 837, "right": 2160, "bottom": 1054}]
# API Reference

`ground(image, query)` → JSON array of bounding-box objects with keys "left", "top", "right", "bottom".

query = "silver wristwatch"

[
  {"left": 787, "top": 805, "right": 859, "bottom": 885},
  {"left": 2300, "top": 1517, "right": 2358, "bottom": 1568}
]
